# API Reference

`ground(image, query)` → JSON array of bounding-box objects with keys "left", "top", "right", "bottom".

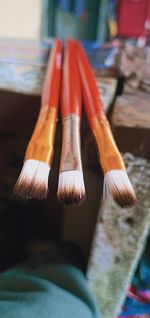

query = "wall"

[{"left": 0, "top": 0, "right": 43, "bottom": 39}]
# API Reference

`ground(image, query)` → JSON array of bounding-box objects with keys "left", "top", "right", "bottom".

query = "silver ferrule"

[{"left": 60, "top": 114, "right": 83, "bottom": 172}]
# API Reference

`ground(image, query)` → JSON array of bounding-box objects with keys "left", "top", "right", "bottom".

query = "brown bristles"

[
  {"left": 14, "top": 177, "right": 48, "bottom": 200},
  {"left": 104, "top": 170, "right": 137, "bottom": 209},
  {"left": 58, "top": 190, "right": 86, "bottom": 205},
  {"left": 14, "top": 180, "right": 35, "bottom": 199},
  {"left": 111, "top": 188, "right": 137, "bottom": 209},
  {"left": 14, "top": 159, "right": 50, "bottom": 200},
  {"left": 57, "top": 170, "right": 86, "bottom": 205}
]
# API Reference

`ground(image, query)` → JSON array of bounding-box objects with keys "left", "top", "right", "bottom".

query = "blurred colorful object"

[
  {"left": 119, "top": 256, "right": 150, "bottom": 317},
  {"left": 57, "top": 0, "right": 86, "bottom": 17},
  {"left": 108, "top": 0, "right": 117, "bottom": 38},
  {"left": 57, "top": 0, "right": 70, "bottom": 11},
  {"left": 117, "top": 0, "right": 150, "bottom": 38}
]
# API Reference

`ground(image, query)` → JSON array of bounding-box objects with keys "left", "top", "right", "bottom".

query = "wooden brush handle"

[
  {"left": 42, "top": 39, "right": 62, "bottom": 109},
  {"left": 76, "top": 41, "right": 126, "bottom": 173},
  {"left": 76, "top": 41, "right": 104, "bottom": 120},
  {"left": 61, "top": 39, "right": 82, "bottom": 118},
  {"left": 25, "top": 39, "right": 62, "bottom": 164}
]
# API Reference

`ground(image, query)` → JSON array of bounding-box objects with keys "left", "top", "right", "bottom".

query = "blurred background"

[{"left": 0, "top": 0, "right": 149, "bottom": 43}]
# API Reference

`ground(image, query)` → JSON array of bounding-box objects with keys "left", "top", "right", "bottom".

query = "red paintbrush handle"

[
  {"left": 61, "top": 39, "right": 82, "bottom": 118},
  {"left": 42, "top": 39, "right": 62, "bottom": 109},
  {"left": 76, "top": 41, "right": 104, "bottom": 121}
]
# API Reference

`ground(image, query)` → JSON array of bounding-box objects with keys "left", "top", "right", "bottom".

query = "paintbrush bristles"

[
  {"left": 57, "top": 170, "right": 86, "bottom": 205},
  {"left": 104, "top": 170, "right": 137, "bottom": 209},
  {"left": 14, "top": 159, "right": 50, "bottom": 199},
  {"left": 14, "top": 107, "right": 57, "bottom": 199}
]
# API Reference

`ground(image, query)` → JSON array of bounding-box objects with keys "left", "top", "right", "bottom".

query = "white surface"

[{"left": 0, "top": 0, "right": 42, "bottom": 39}]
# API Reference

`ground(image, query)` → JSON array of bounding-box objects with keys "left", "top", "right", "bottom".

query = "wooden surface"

[
  {"left": 87, "top": 153, "right": 150, "bottom": 318},
  {"left": 112, "top": 94, "right": 150, "bottom": 129}
]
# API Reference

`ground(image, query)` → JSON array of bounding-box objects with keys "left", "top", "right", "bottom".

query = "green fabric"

[{"left": 0, "top": 252, "right": 100, "bottom": 318}]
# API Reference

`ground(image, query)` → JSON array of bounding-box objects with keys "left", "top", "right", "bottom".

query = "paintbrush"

[
  {"left": 76, "top": 41, "right": 137, "bottom": 209},
  {"left": 57, "top": 39, "right": 85, "bottom": 205},
  {"left": 14, "top": 39, "right": 62, "bottom": 199}
]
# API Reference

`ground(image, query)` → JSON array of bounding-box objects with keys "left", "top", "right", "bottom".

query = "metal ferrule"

[
  {"left": 25, "top": 105, "right": 57, "bottom": 165},
  {"left": 91, "top": 113, "right": 126, "bottom": 173},
  {"left": 60, "top": 114, "right": 82, "bottom": 172}
]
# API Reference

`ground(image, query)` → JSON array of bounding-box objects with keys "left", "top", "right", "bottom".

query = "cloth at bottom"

[{"left": 0, "top": 243, "right": 100, "bottom": 318}]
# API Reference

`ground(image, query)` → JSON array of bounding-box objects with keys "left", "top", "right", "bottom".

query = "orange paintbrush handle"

[
  {"left": 76, "top": 41, "right": 126, "bottom": 173},
  {"left": 76, "top": 41, "right": 104, "bottom": 121},
  {"left": 42, "top": 39, "right": 62, "bottom": 109},
  {"left": 25, "top": 39, "right": 62, "bottom": 164},
  {"left": 61, "top": 39, "right": 82, "bottom": 118}
]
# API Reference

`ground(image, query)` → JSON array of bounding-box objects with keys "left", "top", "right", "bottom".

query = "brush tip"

[
  {"left": 14, "top": 159, "right": 50, "bottom": 199},
  {"left": 57, "top": 170, "right": 86, "bottom": 205},
  {"left": 104, "top": 170, "right": 137, "bottom": 209}
]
